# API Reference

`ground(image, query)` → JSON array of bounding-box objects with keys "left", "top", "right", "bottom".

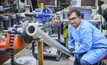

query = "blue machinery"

[{"left": 33, "top": 7, "right": 52, "bottom": 24}]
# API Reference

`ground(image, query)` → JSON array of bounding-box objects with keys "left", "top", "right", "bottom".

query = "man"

[{"left": 68, "top": 9, "right": 107, "bottom": 65}]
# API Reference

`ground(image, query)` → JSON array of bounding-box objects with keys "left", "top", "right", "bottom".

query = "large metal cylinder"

[{"left": 25, "top": 23, "right": 72, "bottom": 56}]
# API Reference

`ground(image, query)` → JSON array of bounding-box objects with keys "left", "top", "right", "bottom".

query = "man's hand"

[{"left": 69, "top": 48, "right": 75, "bottom": 56}]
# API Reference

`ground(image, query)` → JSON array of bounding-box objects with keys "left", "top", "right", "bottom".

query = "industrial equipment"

[
  {"left": 33, "top": 7, "right": 52, "bottom": 24},
  {"left": 102, "top": 8, "right": 107, "bottom": 30},
  {"left": 33, "top": 22, "right": 64, "bottom": 61}
]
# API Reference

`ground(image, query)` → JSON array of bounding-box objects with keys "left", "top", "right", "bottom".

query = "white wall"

[
  {"left": 102, "top": 4, "right": 107, "bottom": 10},
  {"left": 102, "top": 0, "right": 107, "bottom": 4}
]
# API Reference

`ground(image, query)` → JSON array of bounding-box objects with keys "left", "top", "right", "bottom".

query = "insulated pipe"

[{"left": 25, "top": 23, "right": 72, "bottom": 56}]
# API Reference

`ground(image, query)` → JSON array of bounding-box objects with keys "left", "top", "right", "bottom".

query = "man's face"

[{"left": 69, "top": 12, "right": 81, "bottom": 29}]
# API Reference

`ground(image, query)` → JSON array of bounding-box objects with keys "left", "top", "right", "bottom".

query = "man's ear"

[{"left": 79, "top": 16, "right": 82, "bottom": 19}]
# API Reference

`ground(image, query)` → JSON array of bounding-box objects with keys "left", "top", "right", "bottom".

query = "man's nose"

[{"left": 69, "top": 20, "right": 74, "bottom": 24}]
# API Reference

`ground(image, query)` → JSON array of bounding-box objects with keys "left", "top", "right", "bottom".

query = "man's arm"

[
  {"left": 68, "top": 33, "right": 75, "bottom": 49},
  {"left": 68, "top": 25, "right": 75, "bottom": 49},
  {"left": 74, "top": 28, "right": 93, "bottom": 54}
]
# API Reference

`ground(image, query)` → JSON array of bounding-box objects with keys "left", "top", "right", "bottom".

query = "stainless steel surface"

[{"left": 25, "top": 23, "right": 72, "bottom": 56}]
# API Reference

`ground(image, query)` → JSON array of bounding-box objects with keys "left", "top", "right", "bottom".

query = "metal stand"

[
  {"left": 8, "top": 28, "right": 16, "bottom": 65},
  {"left": 37, "top": 39, "right": 44, "bottom": 65}
]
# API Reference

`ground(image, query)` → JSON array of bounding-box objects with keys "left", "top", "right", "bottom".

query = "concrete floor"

[
  {"left": 3, "top": 44, "right": 107, "bottom": 65},
  {"left": 3, "top": 57, "right": 74, "bottom": 65},
  {"left": 36, "top": 56, "right": 74, "bottom": 65},
  {"left": 3, "top": 44, "right": 74, "bottom": 65}
]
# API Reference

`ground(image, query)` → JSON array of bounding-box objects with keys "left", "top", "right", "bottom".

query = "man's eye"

[{"left": 69, "top": 17, "right": 77, "bottom": 20}]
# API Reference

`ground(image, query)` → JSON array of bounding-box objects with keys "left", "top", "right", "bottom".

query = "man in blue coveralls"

[{"left": 68, "top": 9, "right": 107, "bottom": 65}]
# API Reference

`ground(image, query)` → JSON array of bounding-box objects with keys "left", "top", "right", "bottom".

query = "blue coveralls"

[{"left": 68, "top": 19, "right": 107, "bottom": 65}]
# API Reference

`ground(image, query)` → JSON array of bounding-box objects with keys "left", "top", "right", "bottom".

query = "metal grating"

[
  {"left": 81, "top": 0, "right": 96, "bottom": 7},
  {"left": 38, "top": 0, "right": 57, "bottom": 7}
]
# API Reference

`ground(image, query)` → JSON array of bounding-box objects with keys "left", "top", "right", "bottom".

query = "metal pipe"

[{"left": 25, "top": 23, "right": 72, "bottom": 56}]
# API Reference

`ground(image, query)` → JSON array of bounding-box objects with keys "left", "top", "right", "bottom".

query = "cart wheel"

[
  {"left": 55, "top": 56, "right": 61, "bottom": 61},
  {"left": 55, "top": 51, "right": 62, "bottom": 61}
]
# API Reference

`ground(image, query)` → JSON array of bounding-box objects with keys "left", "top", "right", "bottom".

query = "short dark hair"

[{"left": 68, "top": 9, "right": 81, "bottom": 17}]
